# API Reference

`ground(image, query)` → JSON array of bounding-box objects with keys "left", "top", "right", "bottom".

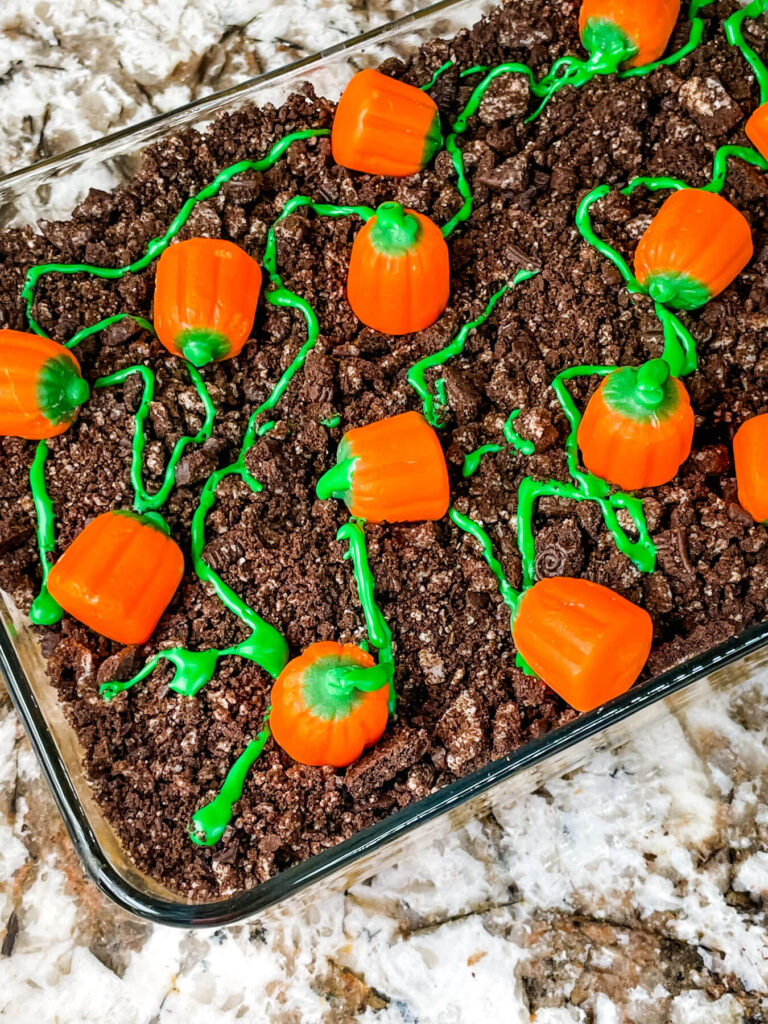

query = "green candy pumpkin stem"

[
  {"left": 37, "top": 358, "right": 90, "bottom": 424},
  {"left": 179, "top": 330, "right": 230, "bottom": 368},
  {"left": 316, "top": 455, "right": 356, "bottom": 502},
  {"left": 369, "top": 202, "right": 421, "bottom": 254},
  {"left": 634, "top": 358, "right": 671, "bottom": 409}
]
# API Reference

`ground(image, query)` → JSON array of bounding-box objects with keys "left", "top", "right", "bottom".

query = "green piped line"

[
  {"left": 694, "top": 144, "right": 768, "bottom": 191},
  {"left": 516, "top": 475, "right": 656, "bottom": 590},
  {"left": 420, "top": 60, "right": 454, "bottom": 91},
  {"left": 408, "top": 270, "right": 538, "bottom": 426},
  {"left": 462, "top": 443, "right": 504, "bottom": 478},
  {"left": 621, "top": 175, "right": 688, "bottom": 195},
  {"left": 503, "top": 409, "right": 535, "bottom": 454},
  {"left": 189, "top": 723, "right": 272, "bottom": 846},
  {"left": 623, "top": 144, "right": 768, "bottom": 197},
  {"left": 321, "top": 414, "right": 341, "bottom": 428},
  {"left": 449, "top": 507, "right": 521, "bottom": 618},
  {"left": 462, "top": 409, "right": 534, "bottom": 477},
  {"left": 551, "top": 364, "right": 616, "bottom": 492},
  {"left": 28, "top": 441, "right": 63, "bottom": 626},
  {"left": 337, "top": 519, "right": 396, "bottom": 713},
  {"left": 93, "top": 362, "right": 216, "bottom": 514},
  {"left": 725, "top": 0, "right": 768, "bottom": 105},
  {"left": 576, "top": 185, "right": 642, "bottom": 291},
  {"left": 66, "top": 314, "right": 155, "bottom": 351}
]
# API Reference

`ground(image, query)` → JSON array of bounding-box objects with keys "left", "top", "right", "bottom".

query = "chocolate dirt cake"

[{"left": 2, "top": 0, "right": 768, "bottom": 899}]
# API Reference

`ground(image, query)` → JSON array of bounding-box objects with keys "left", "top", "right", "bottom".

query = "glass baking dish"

[{"left": 2, "top": 0, "right": 768, "bottom": 928}]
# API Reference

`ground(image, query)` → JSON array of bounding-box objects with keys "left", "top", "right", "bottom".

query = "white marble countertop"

[{"left": 0, "top": 3, "right": 767, "bottom": 1022}]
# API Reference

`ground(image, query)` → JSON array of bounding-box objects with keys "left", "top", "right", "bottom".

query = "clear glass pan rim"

[{"left": 1, "top": 0, "right": 766, "bottom": 928}]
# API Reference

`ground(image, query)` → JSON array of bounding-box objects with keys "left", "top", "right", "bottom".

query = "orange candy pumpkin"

[
  {"left": 577, "top": 359, "right": 694, "bottom": 490},
  {"left": 734, "top": 413, "right": 768, "bottom": 522},
  {"left": 0, "top": 330, "right": 89, "bottom": 440},
  {"left": 332, "top": 69, "right": 443, "bottom": 177},
  {"left": 316, "top": 410, "right": 450, "bottom": 522},
  {"left": 634, "top": 189, "right": 753, "bottom": 310},
  {"left": 347, "top": 202, "right": 449, "bottom": 335},
  {"left": 579, "top": 0, "right": 680, "bottom": 69},
  {"left": 746, "top": 102, "right": 768, "bottom": 162},
  {"left": 47, "top": 510, "right": 184, "bottom": 644},
  {"left": 512, "top": 577, "right": 653, "bottom": 712},
  {"left": 154, "top": 237, "right": 262, "bottom": 366},
  {"left": 269, "top": 641, "right": 390, "bottom": 767}
]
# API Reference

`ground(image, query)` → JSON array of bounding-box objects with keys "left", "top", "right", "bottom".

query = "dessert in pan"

[{"left": 1, "top": 0, "right": 768, "bottom": 898}]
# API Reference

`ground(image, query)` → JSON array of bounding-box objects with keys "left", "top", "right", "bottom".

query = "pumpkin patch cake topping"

[{"left": 2, "top": 0, "right": 768, "bottom": 897}]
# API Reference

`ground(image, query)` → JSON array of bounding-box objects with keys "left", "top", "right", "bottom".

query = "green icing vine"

[
  {"left": 725, "top": 0, "right": 768, "bottom": 105},
  {"left": 28, "top": 441, "right": 62, "bottom": 625},
  {"left": 622, "top": 145, "right": 768, "bottom": 197},
  {"left": 189, "top": 719, "right": 272, "bottom": 846},
  {"left": 92, "top": 362, "right": 216, "bottom": 514},
  {"left": 408, "top": 270, "right": 539, "bottom": 427},
  {"left": 462, "top": 409, "right": 535, "bottom": 477},
  {"left": 337, "top": 519, "right": 396, "bottom": 714},
  {"left": 449, "top": 506, "right": 521, "bottom": 617}
]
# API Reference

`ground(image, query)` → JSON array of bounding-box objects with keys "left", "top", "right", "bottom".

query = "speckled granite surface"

[{"left": 0, "top": 3, "right": 767, "bottom": 1022}]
